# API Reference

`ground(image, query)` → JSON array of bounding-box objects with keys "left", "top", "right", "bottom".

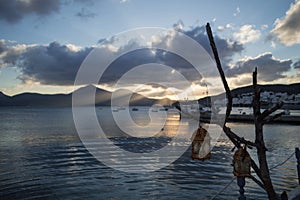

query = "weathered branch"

[
  {"left": 222, "top": 126, "right": 239, "bottom": 147},
  {"left": 206, "top": 23, "right": 232, "bottom": 122},
  {"left": 206, "top": 24, "right": 280, "bottom": 199},
  {"left": 249, "top": 175, "right": 265, "bottom": 190},
  {"left": 253, "top": 68, "right": 261, "bottom": 116},
  {"left": 260, "top": 102, "right": 284, "bottom": 120},
  {"left": 223, "top": 126, "right": 256, "bottom": 148},
  {"left": 251, "top": 159, "right": 263, "bottom": 179},
  {"left": 206, "top": 23, "right": 257, "bottom": 151},
  {"left": 263, "top": 111, "right": 285, "bottom": 124}
]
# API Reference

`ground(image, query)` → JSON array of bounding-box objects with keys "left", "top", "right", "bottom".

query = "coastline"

[{"left": 199, "top": 113, "right": 300, "bottom": 124}]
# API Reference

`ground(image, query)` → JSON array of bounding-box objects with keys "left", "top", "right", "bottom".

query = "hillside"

[
  {"left": 229, "top": 83, "right": 300, "bottom": 96},
  {"left": 1, "top": 83, "right": 299, "bottom": 107},
  {"left": 0, "top": 85, "right": 174, "bottom": 107},
  {"left": 198, "top": 83, "right": 300, "bottom": 106}
]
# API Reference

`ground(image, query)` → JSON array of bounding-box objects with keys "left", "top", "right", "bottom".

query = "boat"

[{"left": 159, "top": 108, "right": 169, "bottom": 111}]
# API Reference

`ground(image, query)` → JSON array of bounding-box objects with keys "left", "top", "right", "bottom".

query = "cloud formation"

[
  {"left": 0, "top": 24, "right": 245, "bottom": 87},
  {"left": 181, "top": 24, "right": 244, "bottom": 70},
  {"left": 217, "top": 24, "right": 232, "bottom": 31},
  {"left": 0, "top": 0, "right": 60, "bottom": 23},
  {"left": 0, "top": 0, "right": 96, "bottom": 23},
  {"left": 270, "top": 0, "right": 300, "bottom": 46},
  {"left": 293, "top": 60, "right": 300, "bottom": 68},
  {"left": 0, "top": 41, "right": 92, "bottom": 85},
  {"left": 233, "top": 25, "right": 261, "bottom": 44},
  {"left": 1, "top": 24, "right": 294, "bottom": 91},
  {"left": 227, "top": 52, "right": 292, "bottom": 82},
  {"left": 98, "top": 24, "right": 244, "bottom": 87},
  {"left": 0, "top": 40, "right": 9, "bottom": 54}
]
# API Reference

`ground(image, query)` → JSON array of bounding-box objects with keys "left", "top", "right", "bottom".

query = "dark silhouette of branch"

[
  {"left": 206, "top": 23, "right": 232, "bottom": 122},
  {"left": 249, "top": 175, "right": 265, "bottom": 190},
  {"left": 260, "top": 102, "right": 284, "bottom": 120},
  {"left": 206, "top": 23, "right": 256, "bottom": 150},
  {"left": 206, "top": 23, "right": 283, "bottom": 199},
  {"left": 253, "top": 67, "right": 278, "bottom": 199},
  {"left": 223, "top": 126, "right": 256, "bottom": 148},
  {"left": 251, "top": 159, "right": 263, "bottom": 180},
  {"left": 206, "top": 23, "right": 254, "bottom": 149},
  {"left": 263, "top": 112, "right": 285, "bottom": 124}
]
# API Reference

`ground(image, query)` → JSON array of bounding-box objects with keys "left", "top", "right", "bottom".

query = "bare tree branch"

[
  {"left": 250, "top": 175, "right": 265, "bottom": 190},
  {"left": 253, "top": 68, "right": 261, "bottom": 116},
  {"left": 223, "top": 126, "right": 256, "bottom": 148},
  {"left": 260, "top": 102, "right": 284, "bottom": 120},
  {"left": 263, "top": 112, "right": 285, "bottom": 124},
  {"left": 252, "top": 68, "right": 278, "bottom": 199},
  {"left": 206, "top": 23, "right": 232, "bottom": 122},
  {"left": 206, "top": 23, "right": 281, "bottom": 199},
  {"left": 251, "top": 159, "right": 263, "bottom": 180}
]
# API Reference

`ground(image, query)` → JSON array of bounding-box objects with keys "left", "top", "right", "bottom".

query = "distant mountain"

[
  {"left": 0, "top": 85, "right": 174, "bottom": 107},
  {"left": 1, "top": 83, "right": 298, "bottom": 107},
  {"left": 0, "top": 92, "right": 12, "bottom": 106}
]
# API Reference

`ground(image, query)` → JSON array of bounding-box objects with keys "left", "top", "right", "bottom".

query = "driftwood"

[{"left": 206, "top": 23, "right": 285, "bottom": 199}]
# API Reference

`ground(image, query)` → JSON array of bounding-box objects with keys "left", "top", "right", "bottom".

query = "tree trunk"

[
  {"left": 255, "top": 121, "right": 278, "bottom": 199},
  {"left": 253, "top": 68, "right": 278, "bottom": 199}
]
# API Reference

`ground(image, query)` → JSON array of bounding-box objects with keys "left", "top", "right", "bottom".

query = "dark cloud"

[
  {"left": 99, "top": 48, "right": 201, "bottom": 84},
  {"left": 0, "top": 0, "right": 96, "bottom": 23},
  {"left": 0, "top": 0, "right": 60, "bottom": 23},
  {"left": 226, "top": 53, "right": 292, "bottom": 82},
  {"left": 0, "top": 24, "right": 245, "bottom": 87},
  {"left": 293, "top": 60, "right": 300, "bottom": 69},
  {"left": 99, "top": 25, "right": 244, "bottom": 86},
  {"left": 1, "top": 41, "right": 92, "bottom": 85},
  {"left": 181, "top": 25, "right": 244, "bottom": 70},
  {"left": 97, "top": 38, "right": 106, "bottom": 44}
]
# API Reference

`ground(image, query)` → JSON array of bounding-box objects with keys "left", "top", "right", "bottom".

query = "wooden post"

[
  {"left": 296, "top": 148, "right": 300, "bottom": 185},
  {"left": 237, "top": 177, "right": 246, "bottom": 200}
]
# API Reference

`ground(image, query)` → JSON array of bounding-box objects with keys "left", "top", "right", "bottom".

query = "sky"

[{"left": 0, "top": 0, "right": 300, "bottom": 100}]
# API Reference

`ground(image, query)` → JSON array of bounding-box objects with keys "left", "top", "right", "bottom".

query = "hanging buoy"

[
  {"left": 233, "top": 146, "right": 251, "bottom": 177},
  {"left": 191, "top": 127, "right": 211, "bottom": 161}
]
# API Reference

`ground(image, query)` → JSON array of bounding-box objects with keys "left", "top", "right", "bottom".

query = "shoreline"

[{"left": 199, "top": 113, "right": 300, "bottom": 125}]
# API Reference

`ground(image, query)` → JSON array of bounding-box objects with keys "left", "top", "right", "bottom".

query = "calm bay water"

[{"left": 0, "top": 107, "right": 299, "bottom": 199}]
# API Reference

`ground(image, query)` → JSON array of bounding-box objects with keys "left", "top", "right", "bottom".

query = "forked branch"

[{"left": 206, "top": 23, "right": 283, "bottom": 199}]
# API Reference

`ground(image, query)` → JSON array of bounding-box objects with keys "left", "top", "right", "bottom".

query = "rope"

[
  {"left": 210, "top": 176, "right": 235, "bottom": 200},
  {"left": 269, "top": 151, "right": 295, "bottom": 171},
  {"left": 209, "top": 151, "right": 295, "bottom": 200}
]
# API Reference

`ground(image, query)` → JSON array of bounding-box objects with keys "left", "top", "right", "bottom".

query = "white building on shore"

[{"left": 213, "top": 91, "right": 300, "bottom": 106}]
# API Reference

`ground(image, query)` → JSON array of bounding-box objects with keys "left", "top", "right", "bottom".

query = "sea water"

[{"left": 0, "top": 107, "right": 299, "bottom": 199}]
